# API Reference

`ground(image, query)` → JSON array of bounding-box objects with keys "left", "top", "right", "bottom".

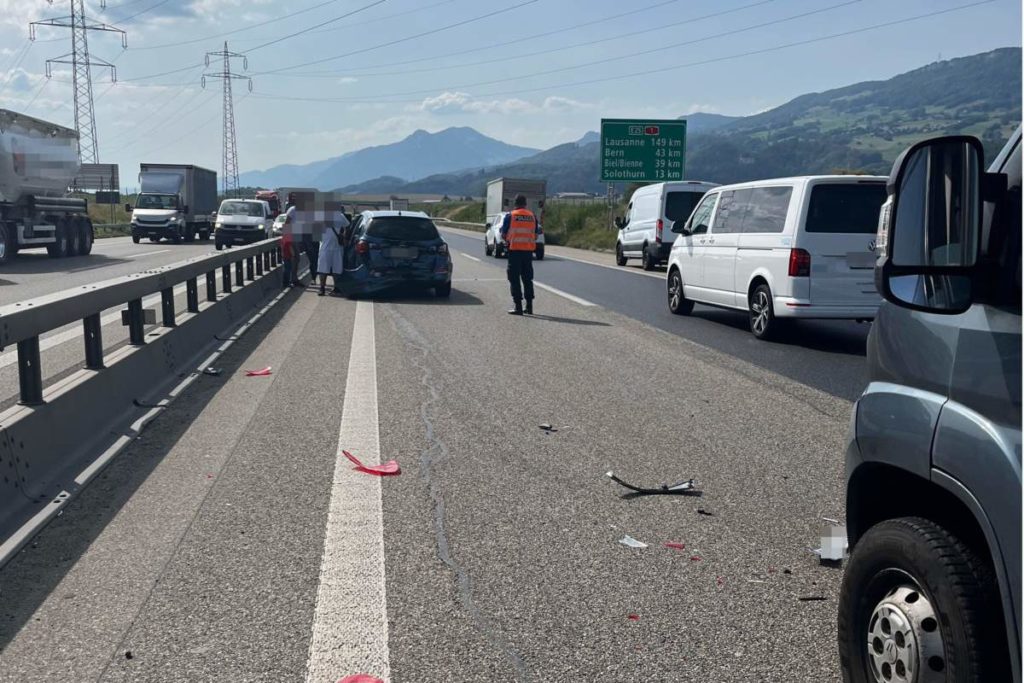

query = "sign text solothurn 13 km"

[{"left": 600, "top": 119, "right": 687, "bottom": 183}]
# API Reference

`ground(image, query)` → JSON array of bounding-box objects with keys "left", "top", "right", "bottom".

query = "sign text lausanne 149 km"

[{"left": 600, "top": 118, "right": 687, "bottom": 183}]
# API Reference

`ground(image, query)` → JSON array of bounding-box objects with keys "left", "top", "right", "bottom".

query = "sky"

[{"left": 0, "top": 0, "right": 1019, "bottom": 187}]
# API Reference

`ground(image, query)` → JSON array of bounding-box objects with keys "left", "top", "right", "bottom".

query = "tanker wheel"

[
  {"left": 78, "top": 218, "right": 94, "bottom": 256},
  {"left": 0, "top": 224, "right": 11, "bottom": 265}
]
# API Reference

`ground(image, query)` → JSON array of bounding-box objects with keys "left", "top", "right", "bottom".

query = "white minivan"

[
  {"left": 615, "top": 180, "right": 718, "bottom": 270},
  {"left": 665, "top": 175, "right": 888, "bottom": 339}
]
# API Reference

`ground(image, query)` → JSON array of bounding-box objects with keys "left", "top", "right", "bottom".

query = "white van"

[
  {"left": 213, "top": 199, "right": 273, "bottom": 251},
  {"left": 665, "top": 175, "right": 887, "bottom": 339},
  {"left": 615, "top": 180, "right": 718, "bottom": 270}
]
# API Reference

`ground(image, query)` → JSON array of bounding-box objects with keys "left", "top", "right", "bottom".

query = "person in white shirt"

[{"left": 318, "top": 201, "right": 348, "bottom": 296}]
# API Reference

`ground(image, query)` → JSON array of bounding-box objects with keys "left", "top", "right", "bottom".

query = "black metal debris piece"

[
  {"left": 606, "top": 471, "right": 698, "bottom": 496},
  {"left": 697, "top": 508, "right": 714, "bottom": 517},
  {"left": 202, "top": 367, "right": 223, "bottom": 376},
  {"left": 539, "top": 423, "right": 558, "bottom": 433},
  {"left": 798, "top": 596, "right": 827, "bottom": 602}
]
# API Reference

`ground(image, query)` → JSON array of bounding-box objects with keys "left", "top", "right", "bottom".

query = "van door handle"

[{"left": 707, "top": 239, "right": 715, "bottom": 245}]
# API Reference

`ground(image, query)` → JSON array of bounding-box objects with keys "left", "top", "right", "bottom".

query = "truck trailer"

[
  {"left": 485, "top": 177, "right": 546, "bottom": 228},
  {"left": 0, "top": 109, "right": 94, "bottom": 265},
  {"left": 129, "top": 163, "right": 217, "bottom": 244}
]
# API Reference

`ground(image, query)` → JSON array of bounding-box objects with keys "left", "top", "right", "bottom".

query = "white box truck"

[
  {"left": 0, "top": 109, "right": 94, "bottom": 264},
  {"left": 129, "top": 163, "right": 217, "bottom": 244},
  {"left": 485, "top": 177, "right": 547, "bottom": 259}
]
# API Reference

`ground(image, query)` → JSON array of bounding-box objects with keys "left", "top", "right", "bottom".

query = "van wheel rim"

[
  {"left": 866, "top": 583, "right": 945, "bottom": 683},
  {"left": 752, "top": 290, "right": 770, "bottom": 334},
  {"left": 669, "top": 275, "right": 681, "bottom": 309}
]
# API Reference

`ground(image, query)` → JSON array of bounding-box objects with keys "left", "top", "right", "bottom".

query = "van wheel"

[
  {"left": 838, "top": 517, "right": 1008, "bottom": 683},
  {"left": 485, "top": 240, "right": 493, "bottom": 257},
  {"left": 641, "top": 244, "right": 656, "bottom": 271},
  {"left": 667, "top": 270, "right": 693, "bottom": 315},
  {"left": 615, "top": 243, "right": 627, "bottom": 266},
  {"left": 132, "top": 234, "right": 141, "bottom": 244},
  {"left": 78, "top": 218, "right": 94, "bottom": 255},
  {"left": 749, "top": 283, "right": 779, "bottom": 340}
]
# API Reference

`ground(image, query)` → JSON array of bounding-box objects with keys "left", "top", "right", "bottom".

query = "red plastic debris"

[
  {"left": 343, "top": 450, "right": 401, "bottom": 476},
  {"left": 716, "top": 576, "right": 725, "bottom": 586},
  {"left": 337, "top": 676, "right": 384, "bottom": 683},
  {"left": 245, "top": 367, "right": 272, "bottom": 377},
  {"left": 627, "top": 614, "right": 640, "bottom": 621},
  {"left": 663, "top": 542, "right": 686, "bottom": 550},
  {"left": 206, "top": 474, "right": 213, "bottom": 479},
  {"left": 690, "top": 555, "right": 702, "bottom": 562}
]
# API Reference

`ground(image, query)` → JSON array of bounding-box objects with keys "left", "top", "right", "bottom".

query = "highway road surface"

[{"left": 0, "top": 234, "right": 859, "bottom": 682}]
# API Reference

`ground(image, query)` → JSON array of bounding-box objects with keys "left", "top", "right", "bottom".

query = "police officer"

[{"left": 500, "top": 194, "right": 540, "bottom": 315}]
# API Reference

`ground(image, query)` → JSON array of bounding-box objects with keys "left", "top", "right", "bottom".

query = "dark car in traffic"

[{"left": 343, "top": 211, "right": 452, "bottom": 298}]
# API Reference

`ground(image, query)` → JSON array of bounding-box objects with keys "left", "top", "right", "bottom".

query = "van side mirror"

[
  {"left": 670, "top": 220, "right": 689, "bottom": 235},
  {"left": 614, "top": 216, "right": 624, "bottom": 229},
  {"left": 125, "top": 203, "right": 132, "bottom": 213},
  {"left": 877, "top": 135, "right": 998, "bottom": 314}
]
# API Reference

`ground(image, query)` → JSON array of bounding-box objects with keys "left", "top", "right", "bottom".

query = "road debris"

[
  {"left": 606, "top": 471, "right": 698, "bottom": 496},
  {"left": 811, "top": 525, "right": 848, "bottom": 564},
  {"left": 245, "top": 366, "right": 272, "bottom": 377},
  {"left": 798, "top": 596, "right": 827, "bottom": 602},
  {"left": 202, "top": 367, "right": 223, "bottom": 376},
  {"left": 343, "top": 450, "right": 401, "bottom": 476},
  {"left": 337, "top": 676, "right": 384, "bottom": 683},
  {"left": 539, "top": 423, "right": 558, "bottom": 433},
  {"left": 618, "top": 535, "right": 648, "bottom": 549},
  {"left": 125, "top": 651, "right": 133, "bottom": 660},
  {"left": 690, "top": 555, "right": 703, "bottom": 562},
  {"left": 627, "top": 614, "right": 640, "bottom": 621},
  {"left": 663, "top": 542, "right": 686, "bottom": 551},
  {"left": 697, "top": 508, "right": 714, "bottom": 516}
]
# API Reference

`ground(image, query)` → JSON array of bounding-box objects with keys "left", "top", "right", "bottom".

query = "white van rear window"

[
  {"left": 664, "top": 191, "right": 706, "bottom": 222},
  {"left": 806, "top": 183, "right": 886, "bottom": 234}
]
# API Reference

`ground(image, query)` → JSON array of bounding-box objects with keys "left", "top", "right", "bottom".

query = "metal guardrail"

[{"left": 0, "top": 237, "right": 283, "bottom": 405}]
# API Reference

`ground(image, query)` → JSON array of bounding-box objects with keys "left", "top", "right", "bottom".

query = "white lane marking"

[
  {"left": 0, "top": 284, "right": 188, "bottom": 371},
  {"left": 534, "top": 281, "right": 596, "bottom": 307},
  {"left": 125, "top": 249, "right": 171, "bottom": 258},
  {"left": 460, "top": 252, "right": 481, "bottom": 262},
  {"left": 306, "top": 301, "right": 390, "bottom": 683}
]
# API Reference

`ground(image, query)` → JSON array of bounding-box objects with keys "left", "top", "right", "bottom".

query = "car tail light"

[
  {"left": 438, "top": 243, "right": 448, "bottom": 254},
  {"left": 356, "top": 240, "right": 369, "bottom": 255},
  {"left": 788, "top": 248, "right": 811, "bottom": 277},
  {"left": 656, "top": 219, "right": 663, "bottom": 243}
]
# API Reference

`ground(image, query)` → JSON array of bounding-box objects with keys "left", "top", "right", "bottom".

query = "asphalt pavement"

[{"left": 0, "top": 239, "right": 857, "bottom": 682}]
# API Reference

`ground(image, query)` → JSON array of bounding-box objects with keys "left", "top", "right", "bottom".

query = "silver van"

[
  {"left": 615, "top": 180, "right": 717, "bottom": 269},
  {"left": 838, "top": 128, "right": 1021, "bottom": 681}
]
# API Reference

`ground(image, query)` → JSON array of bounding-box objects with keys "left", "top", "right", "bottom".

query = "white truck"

[
  {"left": 0, "top": 109, "right": 94, "bottom": 265},
  {"left": 485, "top": 177, "right": 547, "bottom": 259},
  {"left": 129, "top": 163, "right": 217, "bottom": 244}
]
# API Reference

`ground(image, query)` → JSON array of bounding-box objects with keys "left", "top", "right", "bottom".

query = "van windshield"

[
  {"left": 665, "top": 191, "right": 706, "bottom": 222},
  {"left": 136, "top": 194, "right": 178, "bottom": 210},
  {"left": 366, "top": 217, "right": 439, "bottom": 242},
  {"left": 219, "top": 201, "right": 263, "bottom": 217},
  {"left": 806, "top": 183, "right": 886, "bottom": 234}
]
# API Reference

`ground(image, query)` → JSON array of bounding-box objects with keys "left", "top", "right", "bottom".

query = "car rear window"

[
  {"left": 664, "top": 191, "right": 706, "bottom": 222},
  {"left": 806, "top": 183, "right": 887, "bottom": 234},
  {"left": 366, "top": 217, "right": 439, "bottom": 241}
]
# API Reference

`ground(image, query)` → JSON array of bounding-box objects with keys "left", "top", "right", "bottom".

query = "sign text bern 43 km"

[{"left": 600, "top": 119, "right": 686, "bottom": 183}]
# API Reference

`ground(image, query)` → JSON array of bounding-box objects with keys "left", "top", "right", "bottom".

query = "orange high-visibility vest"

[{"left": 507, "top": 208, "right": 537, "bottom": 251}]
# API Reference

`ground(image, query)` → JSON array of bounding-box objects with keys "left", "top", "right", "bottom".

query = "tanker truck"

[{"left": 0, "top": 109, "right": 94, "bottom": 265}]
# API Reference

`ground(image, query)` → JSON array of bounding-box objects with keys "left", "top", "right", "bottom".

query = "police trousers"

[{"left": 506, "top": 250, "right": 534, "bottom": 303}]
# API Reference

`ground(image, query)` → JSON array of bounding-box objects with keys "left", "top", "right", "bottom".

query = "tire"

[
  {"left": 171, "top": 226, "right": 182, "bottom": 244},
  {"left": 838, "top": 517, "right": 1008, "bottom": 683},
  {"left": 494, "top": 245, "right": 503, "bottom": 259},
  {"left": 183, "top": 226, "right": 195, "bottom": 243},
  {"left": 535, "top": 245, "right": 544, "bottom": 260},
  {"left": 199, "top": 230, "right": 210, "bottom": 241},
  {"left": 615, "top": 243, "right": 627, "bottom": 266},
  {"left": 47, "top": 218, "right": 70, "bottom": 258},
  {"left": 66, "top": 219, "right": 81, "bottom": 256},
  {"left": 132, "top": 234, "right": 140, "bottom": 244},
  {"left": 641, "top": 244, "right": 657, "bottom": 271},
  {"left": 485, "top": 239, "right": 492, "bottom": 257},
  {"left": 77, "top": 217, "right": 94, "bottom": 255},
  {"left": 748, "top": 283, "right": 779, "bottom": 340},
  {"left": 434, "top": 282, "right": 452, "bottom": 298},
  {"left": 0, "top": 223, "right": 11, "bottom": 266},
  {"left": 215, "top": 241, "right": 224, "bottom": 252},
  {"left": 667, "top": 269, "right": 694, "bottom": 315}
]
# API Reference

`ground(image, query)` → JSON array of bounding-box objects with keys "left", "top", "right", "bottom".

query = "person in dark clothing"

[{"left": 499, "top": 194, "right": 540, "bottom": 315}]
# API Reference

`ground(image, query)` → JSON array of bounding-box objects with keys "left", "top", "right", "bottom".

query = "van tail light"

[
  {"left": 788, "top": 248, "right": 811, "bottom": 277},
  {"left": 655, "top": 219, "right": 664, "bottom": 243},
  {"left": 355, "top": 240, "right": 369, "bottom": 255},
  {"left": 437, "top": 243, "right": 449, "bottom": 255}
]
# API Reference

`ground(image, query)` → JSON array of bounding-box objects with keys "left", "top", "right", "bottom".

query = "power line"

[
  {"left": 257, "top": 0, "right": 541, "bottom": 75},
  {"left": 242, "top": 0, "right": 389, "bottom": 53},
  {"left": 107, "top": 0, "right": 173, "bottom": 24},
  {"left": 0, "top": 42, "right": 33, "bottom": 96}
]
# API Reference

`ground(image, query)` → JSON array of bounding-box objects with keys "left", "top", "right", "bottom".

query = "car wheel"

[
  {"left": 215, "top": 241, "right": 224, "bottom": 251},
  {"left": 132, "top": 234, "right": 141, "bottom": 244},
  {"left": 641, "top": 244, "right": 657, "bottom": 270},
  {"left": 838, "top": 517, "right": 1008, "bottom": 683},
  {"left": 0, "top": 223, "right": 11, "bottom": 266},
  {"left": 78, "top": 218, "right": 94, "bottom": 255},
  {"left": 535, "top": 245, "right": 544, "bottom": 260},
  {"left": 749, "top": 283, "right": 779, "bottom": 340},
  {"left": 615, "top": 243, "right": 627, "bottom": 266},
  {"left": 434, "top": 282, "right": 452, "bottom": 298},
  {"left": 485, "top": 239, "right": 493, "bottom": 256},
  {"left": 667, "top": 269, "right": 694, "bottom": 315}
]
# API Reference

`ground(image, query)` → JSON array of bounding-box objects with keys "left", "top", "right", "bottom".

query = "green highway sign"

[{"left": 600, "top": 118, "right": 687, "bottom": 183}]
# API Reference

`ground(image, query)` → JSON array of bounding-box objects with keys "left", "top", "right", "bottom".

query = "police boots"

[{"left": 508, "top": 301, "right": 524, "bottom": 316}]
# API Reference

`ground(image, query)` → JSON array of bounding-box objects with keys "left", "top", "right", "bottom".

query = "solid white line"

[
  {"left": 460, "top": 252, "right": 481, "bottom": 262},
  {"left": 126, "top": 249, "right": 171, "bottom": 258},
  {"left": 306, "top": 301, "right": 390, "bottom": 683},
  {"left": 534, "top": 281, "right": 596, "bottom": 307},
  {"left": 548, "top": 251, "right": 665, "bottom": 280}
]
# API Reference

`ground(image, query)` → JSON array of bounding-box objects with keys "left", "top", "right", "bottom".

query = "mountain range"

[{"left": 243, "top": 48, "right": 1021, "bottom": 196}]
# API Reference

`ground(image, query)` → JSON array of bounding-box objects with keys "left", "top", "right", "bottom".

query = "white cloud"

[
  {"left": 541, "top": 95, "right": 593, "bottom": 111},
  {"left": 413, "top": 91, "right": 595, "bottom": 116}
]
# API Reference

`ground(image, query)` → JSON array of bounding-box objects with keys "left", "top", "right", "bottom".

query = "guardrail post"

[
  {"left": 235, "top": 260, "right": 244, "bottom": 287},
  {"left": 256, "top": 253, "right": 264, "bottom": 276},
  {"left": 246, "top": 256, "right": 254, "bottom": 281},
  {"left": 222, "top": 265, "right": 232, "bottom": 293},
  {"left": 207, "top": 271, "right": 217, "bottom": 301},
  {"left": 161, "top": 287, "right": 176, "bottom": 327},
  {"left": 127, "top": 299, "right": 146, "bottom": 345},
  {"left": 83, "top": 314, "right": 104, "bottom": 369},
  {"left": 17, "top": 337, "right": 43, "bottom": 405},
  {"left": 186, "top": 278, "right": 199, "bottom": 313}
]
